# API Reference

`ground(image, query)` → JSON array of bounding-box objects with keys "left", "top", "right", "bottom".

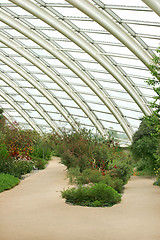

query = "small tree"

[
  {"left": 131, "top": 48, "right": 160, "bottom": 172},
  {"left": 145, "top": 47, "right": 160, "bottom": 136},
  {"left": 130, "top": 118, "right": 158, "bottom": 170}
]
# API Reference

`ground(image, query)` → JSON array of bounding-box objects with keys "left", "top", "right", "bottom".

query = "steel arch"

[
  {"left": 142, "top": 0, "right": 160, "bottom": 16},
  {"left": 0, "top": 88, "right": 42, "bottom": 133},
  {"left": 8, "top": 0, "right": 151, "bottom": 117},
  {"left": 0, "top": 8, "right": 133, "bottom": 140},
  {"left": 0, "top": 32, "right": 106, "bottom": 136},
  {"left": 0, "top": 69, "right": 61, "bottom": 134}
]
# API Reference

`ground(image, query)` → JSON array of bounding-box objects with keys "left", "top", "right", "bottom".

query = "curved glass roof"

[{"left": 0, "top": 0, "right": 160, "bottom": 145}]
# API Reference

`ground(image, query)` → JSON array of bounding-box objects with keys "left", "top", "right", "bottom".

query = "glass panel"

[
  {"left": 128, "top": 24, "right": 160, "bottom": 36},
  {"left": 113, "top": 10, "right": 159, "bottom": 22},
  {"left": 102, "top": 0, "right": 143, "bottom": 5},
  {"left": 69, "top": 20, "right": 105, "bottom": 31}
]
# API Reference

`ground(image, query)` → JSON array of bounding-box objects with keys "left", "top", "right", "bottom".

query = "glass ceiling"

[{"left": 0, "top": 0, "right": 159, "bottom": 145}]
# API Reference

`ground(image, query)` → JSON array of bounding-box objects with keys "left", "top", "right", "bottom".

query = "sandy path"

[{"left": 0, "top": 157, "right": 160, "bottom": 240}]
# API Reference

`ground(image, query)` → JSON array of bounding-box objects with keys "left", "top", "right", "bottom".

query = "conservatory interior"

[{"left": 0, "top": 0, "right": 160, "bottom": 240}]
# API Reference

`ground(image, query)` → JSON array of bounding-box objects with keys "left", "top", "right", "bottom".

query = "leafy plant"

[
  {"left": 67, "top": 167, "right": 80, "bottom": 184},
  {"left": 1, "top": 157, "right": 34, "bottom": 178},
  {"left": 31, "top": 156, "right": 48, "bottom": 170},
  {"left": 0, "top": 173, "right": 19, "bottom": 192},
  {"left": 76, "top": 169, "right": 104, "bottom": 185},
  {"left": 109, "top": 178, "right": 124, "bottom": 193},
  {"left": 145, "top": 47, "right": 160, "bottom": 136},
  {"left": 130, "top": 118, "right": 158, "bottom": 172},
  {"left": 62, "top": 182, "right": 121, "bottom": 207},
  {"left": 108, "top": 153, "right": 133, "bottom": 184},
  {"left": 153, "top": 179, "right": 160, "bottom": 186}
]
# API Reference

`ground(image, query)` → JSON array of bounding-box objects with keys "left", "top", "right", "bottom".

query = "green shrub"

[
  {"left": 8, "top": 160, "right": 33, "bottom": 178},
  {"left": 109, "top": 166, "right": 131, "bottom": 184},
  {"left": 110, "top": 178, "right": 124, "bottom": 193},
  {"left": 0, "top": 143, "right": 9, "bottom": 159},
  {"left": 136, "top": 159, "right": 146, "bottom": 171},
  {"left": 61, "top": 182, "right": 121, "bottom": 207},
  {"left": 102, "top": 173, "right": 112, "bottom": 185},
  {"left": 0, "top": 156, "right": 34, "bottom": 178},
  {"left": 108, "top": 157, "right": 133, "bottom": 184},
  {"left": 153, "top": 179, "right": 160, "bottom": 186},
  {"left": 67, "top": 167, "right": 80, "bottom": 184},
  {"left": 77, "top": 169, "right": 104, "bottom": 184},
  {"left": 55, "top": 129, "right": 93, "bottom": 171},
  {"left": 67, "top": 167, "right": 124, "bottom": 193},
  {"left": 61, "top": 149, "right": 79, "bottom": 169},
  {"left": 32, "top": 143, "right": 52, "bottom": 160},
  {"left": 0, "top": 173, "right": 19, "bottom": 192},
  {"left": 130, "top": 118, "right": 158, "bottom": 171},
  {"left": 31, "top": 156, "right": 48, "bottom": 170}
]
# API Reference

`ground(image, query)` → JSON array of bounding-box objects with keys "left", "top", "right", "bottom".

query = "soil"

[{"left": 0, "top": 157, "right": 160, "bottom": 240}]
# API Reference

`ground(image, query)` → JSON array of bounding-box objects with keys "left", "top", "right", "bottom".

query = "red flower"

[{"left": 114, "top": 165, "right": 117, "bottom": 169}]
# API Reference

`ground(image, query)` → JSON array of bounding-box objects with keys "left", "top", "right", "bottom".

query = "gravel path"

[{"left": 0, "top": 157, "right": 160, "bottom": 240}]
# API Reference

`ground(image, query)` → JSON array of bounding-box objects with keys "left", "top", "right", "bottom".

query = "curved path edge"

[{"left": 0, "top": 156, "right": 160, "bottom": 240}]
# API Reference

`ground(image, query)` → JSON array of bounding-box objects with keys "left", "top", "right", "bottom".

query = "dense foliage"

[
  {"left": 0, "top": 110, "right": 133, "bottom": 203},
  {"left": 130, "top": 118, "right": 158, "bottom": 172},
  {"left": 0, "top": 115, "right": 54, "bottom": 180},
  {"left": 51, "top": 128, "right": 132, "bottom": 175},
  {"left": 55, "top": 128, "right": 133, "bottom": 207},
  {"left": 62, "top": 182, "right": 121, "bottom": 207},
  {"left": 146, "top": 47, "right": 160, "bottom": 136},
  {"left": 131, "top": 48, "right": 160, "bottom": 178},
  {"left": 0, "top": 173, "right": 19, "bottom": 192}
]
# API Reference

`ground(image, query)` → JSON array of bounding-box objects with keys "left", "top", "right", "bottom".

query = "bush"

[
  {"left": 0, "top": 154, "right": 34, "bottom": 178},
  {"left": 67, "top": 167, "right": 80, "bottom": 184},
  {"left": 0, "top": 173, "right": 19, "bottom": 192},
  {"left": 153, "top": 179, "right": 160, "bottom": 186},
  {"left": 10, "top": 160, "right": 33, "bottom": 178},
  {"left": 32, "top": 138, "right": 53, "bottom": 160},
  {"left": 59, "top": 130, "right": 92, "bottom": 172},
  {"left": 61, "top": 182, "right": 121, "bottom": 207},
  {"left": 102, "top": 173, "right": 112, "bottom": 185},
  {"left": 130, "top": 118, "right": 158, "bottom": 171},
  {"left": 31, "top": 156, "right": 48, "bottom": 170},
  {"left": 136, "top": 159, "right": 146, "bottom": 171},
  {"left": 67, "top": 166, "right": 124, "bottom": 193},
  {"left": 77, "top": 169, "right": 104, "bottom": 185},
  {"left": 109, "top": 178, "right": 124, "bottom": 193},
  {"left": 108, "top": 159, "right": 133, "bottom": 184},
  {"left": 5, "top": 159, "right": 33, "bottom": 178}
]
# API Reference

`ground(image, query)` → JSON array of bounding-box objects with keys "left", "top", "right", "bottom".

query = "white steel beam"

[
  {"left": 2, "top": 112, "right": 15, "bottom": 126},
  {"left": 67, "top": 0, "right": 153, "bottom": 64},
  {"left": 0, "top": 88, "right": 42, "bottom": 133},
  {"left": 142, "top": 0, "right": 160, "bottom": 16},
  {"left": 0, "top": 9, "right": 133, "bottom": 140},
  {"left": 0, "top": 33, "right": 105, "bottom": 136},
  {"left": 0, "top": 52, "right": 76, "bottom": 133},
  {"left": 0, "top": 70, "right": 61, "bottom": 134},
  {"left": 8, "top": 0, "right": 151, "bottom": 117}
]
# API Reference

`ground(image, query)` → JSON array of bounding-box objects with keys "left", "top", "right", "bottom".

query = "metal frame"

[
  {"left": 142, "top": 0, "right": 160, "bottom": 16},
  {"left": 0, "top": 32, "right": 106, "bottom": 136},
  {"left": 0, "top": 70, "right": 62, "bottom": 134},
  {"left": 0, "top": 88, "right": 42, "bottom": 133},
  {"left": 0, "top": 0, "right": 158, "bottom": 143},
  {"left": 8, "top": 0, "right": 151, "bottom": 116},
  {"left": 0, "top": 10, "right": 134, "bottom": 139}
]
